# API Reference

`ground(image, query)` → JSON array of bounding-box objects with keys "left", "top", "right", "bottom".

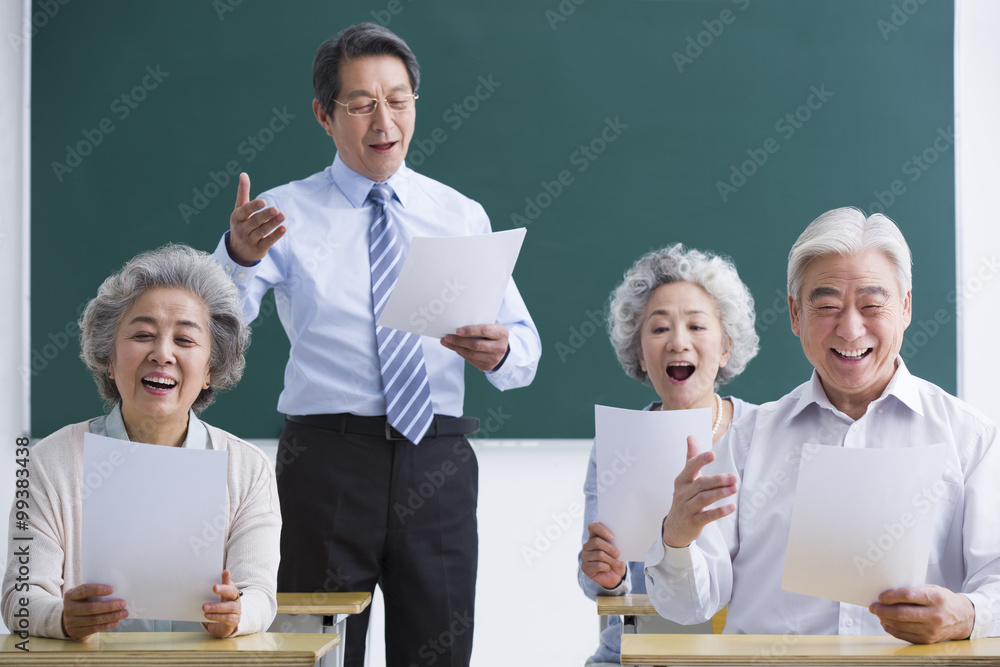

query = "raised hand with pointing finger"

[{"left": 227, "top": 172, "right": 286, "bottom": 266}]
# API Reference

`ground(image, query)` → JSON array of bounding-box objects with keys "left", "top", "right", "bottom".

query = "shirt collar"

[
  {"left": 98, "top": 403, "right": 211, "bottom": 449},
  {"left": 330, "top": 153, "right": 410, "bottom": 209},
  {"left": 879, "top": 358, "right": 924, "bottom": 416},
  {"left": 786, "top": 357, "right": 923, "bottom": 422}
]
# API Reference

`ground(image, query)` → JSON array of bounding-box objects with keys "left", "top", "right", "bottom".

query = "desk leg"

[
  {"left": 622, "top": 614, "right": 638, "bottom": 634},
  {"left": 320, "top": 613, "right": 347, "bottom": 667}
]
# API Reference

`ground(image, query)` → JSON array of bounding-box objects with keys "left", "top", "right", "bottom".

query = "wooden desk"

[
  {"left": 0, "top": 631, "right": 338, "bottom": 666},
  {"left": 597, "top": 594, "right": 725, "bottom": 634},
  {"left": 597, "top": 593, "right": 658, "bottom": 616},
  {"left": 276, "top": 592, "right": 371, "bottom": 616},
  {"left": 274, "top": 592, "right": 372, "bottom": 667},
  {"left": 620, "top": 634, "right": 1000, "bottom": 666}
]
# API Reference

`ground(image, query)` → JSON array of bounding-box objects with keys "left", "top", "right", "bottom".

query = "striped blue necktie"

[{"left": 368, "top": 183, "right": 434, "bottom": 444}]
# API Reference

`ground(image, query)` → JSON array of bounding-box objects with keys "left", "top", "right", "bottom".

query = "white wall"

[
  {"left": 255, "top": 438, "right": 599, "bottom": 665},
  {"left": 0, "top": 0, "right": 30, "bottom": 635},
  {"left": 956, "top": 0, "right": 1000, "bottom": 420}
]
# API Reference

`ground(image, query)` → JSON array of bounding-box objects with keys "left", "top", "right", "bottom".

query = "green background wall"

[{"left": 30, "top": 0, "right": 955, "bottom": 439}]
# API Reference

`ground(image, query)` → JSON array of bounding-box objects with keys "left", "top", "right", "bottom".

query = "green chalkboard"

[{"left": 30, "top": 0, "right": 956, "bottom": 439}]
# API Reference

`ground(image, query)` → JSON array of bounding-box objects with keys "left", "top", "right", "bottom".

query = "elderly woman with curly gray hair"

[
  {"left": 1, "top": 244, "right": 280, "bottom": 641},
  {"left": 577, "top": 243, "right": 760, "bottom": 666}
]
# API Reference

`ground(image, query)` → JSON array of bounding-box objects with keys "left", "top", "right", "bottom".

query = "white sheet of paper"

[
  {"left": 781, "top": 443, "right": 947, "bottom": 607},
  {"left": 376, "top": 228, "right": 526, "bottom": 339},
  {"left": 594, "top": 405, "right": 711, "bottom": 561},
  {"left": 82, "top": 432, "right": 229, "bottom": 622}
]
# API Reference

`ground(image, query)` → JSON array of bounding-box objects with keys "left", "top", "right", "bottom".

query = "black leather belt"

[{"left": 285, "top": 413, "right": 480, "bottom": 441}]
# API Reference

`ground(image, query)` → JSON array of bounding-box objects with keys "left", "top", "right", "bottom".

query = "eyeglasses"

[{"left": 332, "top": 93, "right": 419, "bottom": 116}]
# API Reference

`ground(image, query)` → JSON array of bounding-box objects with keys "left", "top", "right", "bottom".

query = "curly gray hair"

[
  {"left": 79, "top": 244, "right": 249, "bottom": 413},
  {"left": 608, "top": 243, "right": 759, "bottom": 387}
]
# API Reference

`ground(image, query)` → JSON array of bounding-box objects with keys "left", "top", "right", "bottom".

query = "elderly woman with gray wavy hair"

[
  {"left": 1, "top": 244, "right": 280, "bottom": 641},
  {"left": 577, "top": 243, "right": 759, "bottom": 666}
]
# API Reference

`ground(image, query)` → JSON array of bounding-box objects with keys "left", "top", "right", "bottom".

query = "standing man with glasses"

[{"left": 210, "top": 22, "right": 541, "bottom": 667}]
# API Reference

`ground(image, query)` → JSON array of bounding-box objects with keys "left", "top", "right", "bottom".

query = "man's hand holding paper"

[
  {"left": 870, "top": 585, "right": 975, "bottom": 644},
  {"left": 441, "top": 323, "right": 510, "bottom": 371},
  {"left": 376, "top": 228, "right": 526, "bottom": 340}
]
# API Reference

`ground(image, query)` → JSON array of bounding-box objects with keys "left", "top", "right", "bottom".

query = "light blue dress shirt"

[{"left": 212, "top": 154, "right": 541, "bottom": 417}]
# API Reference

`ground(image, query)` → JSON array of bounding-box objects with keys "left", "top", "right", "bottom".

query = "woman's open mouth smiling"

[
  {"left": 141, "top": 374, "right": 177, "bottom": 393},
  {"left": 666, "top": 361, "right": 696, "bottom": 382}
]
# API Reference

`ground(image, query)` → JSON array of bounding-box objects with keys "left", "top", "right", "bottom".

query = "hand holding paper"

[
  {"left": 202, "top": 569, "right": 242, "bottom": 638},
  {"left": 594, "top": 405, "right": 719, "bottom": 561},
  {"left": 441, "top": 322, "right": 510, "bottom": 371},
  {"left": 376, "top": 228, "right": 526, "bottom": 339},
  {"left": 82, "top": 433, "right": 229, "bottom": 624},
  {"left": 870, "top": 584, "right": 975, "bottom": 644},
  {"left": 61, "top": 583, "right": 128, "bottom": 640},
  {"left": 581, "top": 521, "right": 627, "bottom": 589}
]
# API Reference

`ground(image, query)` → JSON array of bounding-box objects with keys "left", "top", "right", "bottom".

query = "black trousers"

[{"left": 276, "top": 418, "right": 478, "bottom": 667}]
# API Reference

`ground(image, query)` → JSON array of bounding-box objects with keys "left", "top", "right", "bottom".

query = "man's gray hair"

[
  {"left": 787, "top": 206, "right": 913, "bottom": 300},
  {"left": 608, "top": 243, "right": 759, "bottom": 386},
  {"left": 313, "top": 22, "right": 420, "bottom": 115},
  {"left": 79, "top": 244, "right": 250, "bottom": 413}
]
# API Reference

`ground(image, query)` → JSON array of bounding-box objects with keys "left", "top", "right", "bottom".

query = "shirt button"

[
  {"left": 877, "top": 408, "right": 884, "bottom": 415},
  {"left": 851, "top": 423, "right": 859, "bottom": 432},
  {"left": 845, "top": 618, "right": 854, "bottom": 627}
]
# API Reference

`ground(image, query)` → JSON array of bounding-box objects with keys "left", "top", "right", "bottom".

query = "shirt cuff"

[
  {"left": 597, "top": 573, "right": 629, "bottom": 596},
  {"left": 485, "top": 331, "right": 527, "bottom": 389},
  {"left": 645, "top": 536, "right": 667, "bottom": 569},
  {"left": 645, "top": 537, "right": 696, "bottom": 576},
  {"left": 964, "top": 591, "right": 997, "bottom": 640},
  {"left": 665, "top": 544, "right": 695, "bottom": 569},
  {"left": 213, "top": 232, "right": 260, "bottom": 289}
]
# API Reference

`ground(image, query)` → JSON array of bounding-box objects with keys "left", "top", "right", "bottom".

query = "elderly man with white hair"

[{"left": 644, "top": 207, "right": 1000, "bottom": 643}]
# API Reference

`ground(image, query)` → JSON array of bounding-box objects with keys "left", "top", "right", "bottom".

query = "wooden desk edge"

[
  {"left": 620, "top": 634, "right": 1000, "bottom": 666},
  {"left": 276, "top": 592, "right": 373, "bottom": 616},
  {"left": 596, "top": 593, "right": 657, "bottom": 616},
  {"left": 0, "top": 631, "right": 340, "bottom": 664}
]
